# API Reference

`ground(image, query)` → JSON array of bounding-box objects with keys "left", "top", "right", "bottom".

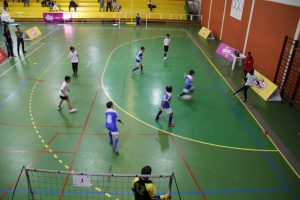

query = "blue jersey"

[
  {"left": 184, "top": 74, "right": 193, "bottom": 89},
  {"left": 136, "top": 50, "right": 143, "bottom": 63},
  {"left": 161, "top": 92, "right": 172, "bottom": 109},
  {"left": 136, "top": 16, "right": 140, "bottom": 23},
  {"left": 105, "top": 108, "right": 118, "bottom": 132}
]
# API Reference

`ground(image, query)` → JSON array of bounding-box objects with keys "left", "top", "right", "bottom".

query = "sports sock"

[
  {"left": 156, "top": 110, "right": 162, "bottom": 120},
  {"left": 132, "top": 67, "right": 139, "bottom": 72},
  {"left": 168, "top": 115, "right": 173, "bottom": 124},
  {"left": 113, "top": 138, "right": 119, "bottom": 152},
  {"left": 109, "top": 132, "right": 113, "bottom": 144}
]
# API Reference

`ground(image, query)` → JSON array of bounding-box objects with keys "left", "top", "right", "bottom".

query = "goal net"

[{"left": 15, "top": 167, "right": 178, "bottom": 200}]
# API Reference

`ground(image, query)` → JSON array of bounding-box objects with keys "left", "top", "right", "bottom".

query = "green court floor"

[{"left": 0, "top": 23, "right": 299, "bottom": 200}]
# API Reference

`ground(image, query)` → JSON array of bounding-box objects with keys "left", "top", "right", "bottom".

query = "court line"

[
  {"left": 58, "top": 132, "right": 170, "bottom": 136},
  {"left": 100, "top": 34, "right": 278, "bottom": 153},
  {"left": 0, "top": 43, "right": 46, "bottom": 78},
  {"left": 171, "top": 136, "right": 207, "bottom": 200},
  {"left": 0, "top": 28, "right": 57, "bottom": 69},
  {"left": 184, "top": 30, "right": 300, "bottom": 179}
]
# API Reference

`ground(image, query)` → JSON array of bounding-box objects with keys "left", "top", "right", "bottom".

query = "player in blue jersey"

[
  {"left": 105, "top": 101, "right": 123, "bottom": 154},
  {"left": 155, "top": 86, "right": 175, "bottom": 127},
  {"left": 178, "top": 70, "right": 195, "bottom": 99},
  {"left": 134, "top": 13, "right": 141, "bottom": 30},
  {"left": 132, "top": 46, "right": 145, "bottom": 74}
]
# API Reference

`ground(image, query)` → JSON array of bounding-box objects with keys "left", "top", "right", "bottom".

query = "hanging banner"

[
  {"left": 230, "top": 0, "right": 244, "bottom": 21},
  {"left": 43, "top": 12, "right": 72, "bottom": 23}
]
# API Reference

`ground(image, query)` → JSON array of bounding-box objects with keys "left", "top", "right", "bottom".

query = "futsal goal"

[{"left": 12, "top": 166, "right": 181, "bottom": 200}]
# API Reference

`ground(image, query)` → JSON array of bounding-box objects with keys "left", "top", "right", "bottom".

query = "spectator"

[
  {"left": 113, "top": 0, "right": 121, "bottom": 12},
  {"left": 132, "top": 166, "right": 171, "bottom": 200},
  {"left": 41, "top": 0, "right": 46, "bottom": 7},
  {"left": 69, "top": 0, "right": 78, "bottom": 12},
  {"left": 3, "top": 26, "right": 15, "bottom": 58},
  {"left": 3, "top": 0, "right": 8, "bottom": 11},
  {"left": 243, "top": 52, "right": 254, "bottom": 77},
  {"left": 99, "top": 0, "right": 104, "bottom": 12},
  {"left": 49, "top": 0, "right": 54, "bottom": 12},
  {"left": 148, "top": 0, "right": 156, "bottom": 12},
  {"left": 53, "top": 1, "right": 62, "bottom": 11},
  {"left": 23, "top": 0, "right": 29, "bottom": 7},
  {"left": 15, "top": 25, "right": 27, "bottom": 55},
  {"left": 106, "top": 0, "right": 112, "bottom": 12}
]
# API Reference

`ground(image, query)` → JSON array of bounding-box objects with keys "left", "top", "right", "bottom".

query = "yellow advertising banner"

[
  {"left": 25, "top": 26, "right": 42, "bottom": 40},
  {"left": 198, "top": 26, "right": 212, "bottom": 39},
  {"left": 252, "top": 70, "right": 281, "bottom": 101}
]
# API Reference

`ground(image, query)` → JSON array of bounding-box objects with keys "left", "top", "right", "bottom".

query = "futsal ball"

[{"left": 181, "top": 95, "right": 192, "bottom": 100}]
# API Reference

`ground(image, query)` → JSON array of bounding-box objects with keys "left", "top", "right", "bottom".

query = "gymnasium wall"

[{"left": 200, "top": 0, "right": 300, "bottom": 80}]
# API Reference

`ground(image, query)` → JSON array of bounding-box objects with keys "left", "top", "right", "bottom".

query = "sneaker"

[
  {"left": 164, "top": 57, "right": 168, "bottom": 60},
  {"left": 58, "top": 106, "right": 62, "bottom": 111},
  {"left": 168, "top": 124, "right": 175, "bottom": 127},
  {"left": 69, "top": 108, "right": 77, "bottom": 113},
  {"left": 155, "top": 117, "right": 159, "bottom": 121},
  {"left": 23, "top": 51, "right": 27, "bottom": 54}
]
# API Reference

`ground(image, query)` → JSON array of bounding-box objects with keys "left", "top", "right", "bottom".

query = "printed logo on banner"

[
  {"left": 215, "top": 43, "right": 237, "bottom": 62},
  {"left": 230, "top": 0, "right": 244, "bottom": 21},
  {"left": 198, "top": 26, "right": 211, "bottom": 39},
  {"left": 45, "top": 14, "right": 54, "bottom": 21}
]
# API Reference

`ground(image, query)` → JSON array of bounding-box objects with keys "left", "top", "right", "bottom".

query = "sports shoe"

[
  {"left": 58, "top": 106, "right": 62, "bottom": 111},
  {"left": 155, "top": 117, "right": 159, "bottom": 121},
  {"left": 23, "top": 51, "right": 27, "bottom": 54},
  {"left": 164, "top": 57, "right": 168, "bottom": 60},
  {"left": 168, "top": 124, "right": 175, "bottom": 127},
  {"left": 69, "top": 108, "right": 77, "bottom": 113}
]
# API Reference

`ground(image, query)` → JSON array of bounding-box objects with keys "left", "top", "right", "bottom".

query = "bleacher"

[{"left": 2, "top": 0, "right": 187, "bottom": 21}]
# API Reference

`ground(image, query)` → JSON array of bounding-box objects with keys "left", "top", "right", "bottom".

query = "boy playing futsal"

[
  {"left": 105, "top": 101, "right": 123, "bottom": 154},
  {"left": 178, "top": 70, "right": 195, "bottom": 99},
  {"left": 134, "top": 13, "right": 141, "bottom": 30},
  {"left": 132, "top": 47, "right": 145, "bottom": 74},
  {"left": 163, "top": 34, "right": 170, "bottom": 60},
  {"left": 155, "top": 86, "right": 175, "bottom": 127},
  {"left": 68, "top": 46, "right": 79, "bottom": 77},
  {"left": 233, "top": 69, "right": 260, "bottom": 102},
  {"left": 58, "top": 76, "right": 77, "bottom": 113}
]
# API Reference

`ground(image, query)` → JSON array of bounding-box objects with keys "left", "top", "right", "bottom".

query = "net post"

[
  {"left": 25, "top": 167, "right": 35, "bottom": 200},
  {"left": 173, "top": 173, "right": 182, "bottom": 200},
  {"left": 168, "top": 172, "right": 174, "bottom": 199},
  {"left": 11, "top": 165, "right": 25, "bottom": 200}
]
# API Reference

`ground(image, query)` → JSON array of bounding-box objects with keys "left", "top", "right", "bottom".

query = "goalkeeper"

[{"left": 132, "top": 166, "right": 171, "bottom": 200}]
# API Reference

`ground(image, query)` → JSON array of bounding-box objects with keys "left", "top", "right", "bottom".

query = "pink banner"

[
  {"left": 215, "top": 42, "right": 237, "bottom": 62},
  {"left": 43, "top": 13, "right": 72, "bottom": 23}
]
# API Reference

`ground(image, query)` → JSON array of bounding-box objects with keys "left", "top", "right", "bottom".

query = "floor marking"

[
  {"left": 0, "top": 43, "right": 46, "bottom": 78},
  {"left": 100, "top": 34, "right": 278, "bottom": 152},
  {"left": 184, "top": 30, "right": 300, "bottom": 180}
]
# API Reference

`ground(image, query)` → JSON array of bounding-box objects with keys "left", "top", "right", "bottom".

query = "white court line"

[
  {"left": 0, "top": 28, "right": 58, "bottom": 69},
  {"left": 0, "top": 43, "right": 46, "bottom": 78},
  {"left": 86, "top": 60, "right": 91, "bottom": 68}
]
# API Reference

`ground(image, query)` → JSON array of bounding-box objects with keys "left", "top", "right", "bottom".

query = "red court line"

[
  {"left": 0, "top": 149, "right": 75, "bottom": 154},
  {"left": 59, "top": 86, "right": 101, "bottom": 200},
  {"left": 0, "top": 132, "right": 59, "bottom": 199},
  {"left": 57, "top": 132, "right": 170, "bottom": 136},
  {"left": 171, "top": 136, "right": 208, "bottom": 200},
  {"left": 0, "top": 122, "right": 83, "bottom": 129}
]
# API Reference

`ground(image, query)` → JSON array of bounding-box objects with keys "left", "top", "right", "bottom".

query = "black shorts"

[
  {"left": 60, "top": 95, "right": 69, "bottom": 100},
  {"left": 164, "top": 45, "right": 169, "bottom": 52}
]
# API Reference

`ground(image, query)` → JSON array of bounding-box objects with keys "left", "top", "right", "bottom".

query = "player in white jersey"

[
  {"left": 233, "top": 69, "right": 260, "bottom": 102},
  {"left": 58, "top": 76, "right": 77, "bottom": 113},
  {"left": 132, "top": 47, "right": 145, "bottom": 74},
  {"left": 105, "top": 101, "right": 123, "bottom": 154},
  {"left": 163, "top": 34, "right": 170, "bottom": 60}
]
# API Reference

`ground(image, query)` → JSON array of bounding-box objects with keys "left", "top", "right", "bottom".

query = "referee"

[
  {"left": 163, "top": 34, "right": 170, "bottom": 60},
  {"left": 15, "top": 25, "right": 27, "bottom": 55}
]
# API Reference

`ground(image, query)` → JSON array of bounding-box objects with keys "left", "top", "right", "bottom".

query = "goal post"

[{"left": 15, "top": 167, "right": 180, "bottom": 200}]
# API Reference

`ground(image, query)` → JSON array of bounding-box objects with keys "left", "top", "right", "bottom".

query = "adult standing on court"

[
  {"left": 68, "top": 46, "right": 79, "bottom": 77},
  {"left": 163, "top": 33, "right": 170, "bottom": 60},
  {"left": 243, "top": 52, "right": 254, "bottom": 77},
  {"left": 15, "top": 25, "right": 27, "bottom": 55},
  {"left": 3, "top": 26, "right": 15, "bottom": 58}
]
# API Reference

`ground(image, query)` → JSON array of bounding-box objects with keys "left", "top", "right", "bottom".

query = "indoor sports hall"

[{"left": 0, "top": 0, "right": 299, "bottom": 199}]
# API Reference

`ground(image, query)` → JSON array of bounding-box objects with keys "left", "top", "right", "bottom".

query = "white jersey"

[
  {"left": 68, "top": 51, "right": 78, "bottom": 63},
  {"left": 245, "top": 73, "right": 257, "bottom": 86},
  {"left": 59, "top": 81, "right": 69, "bottom": 96},
  {"left": 163, "top": 38, "right": 170, "bottom": 46}
]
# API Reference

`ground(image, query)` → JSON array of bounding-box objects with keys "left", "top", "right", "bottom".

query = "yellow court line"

[
  {"left": 100, "top": 34, "right": 278, "bottom": 153},
  {"left": 183, "top": 30, "right": 300, "bottom": 179}
]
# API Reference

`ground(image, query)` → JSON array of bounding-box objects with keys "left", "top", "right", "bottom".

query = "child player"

[
  {"left": 155, "top": 86, "right": 175, "bottom": 127},
  {"left": 105, "top": 101, "right": 123, "bottom": 154},
  {"left": 134, "top": 13, "right": 141, "bottom": 30},
  {"left": 178, "top": 70, "right": 195, "bottom": 99},
  {"left": 58, "top": 76, "right": 77, "bottom": 113},
  {"left": 132, "top": 46, "right": 145, "bottom": 74},
  {"left": 68, "top": 46, "right": 79, "bottom": 77},
  {"left": 163, "top": 34, "right": 170, "bottom": 60},
  {"left": 233, "top": 69, "right": 260, "bottom": 102}
]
